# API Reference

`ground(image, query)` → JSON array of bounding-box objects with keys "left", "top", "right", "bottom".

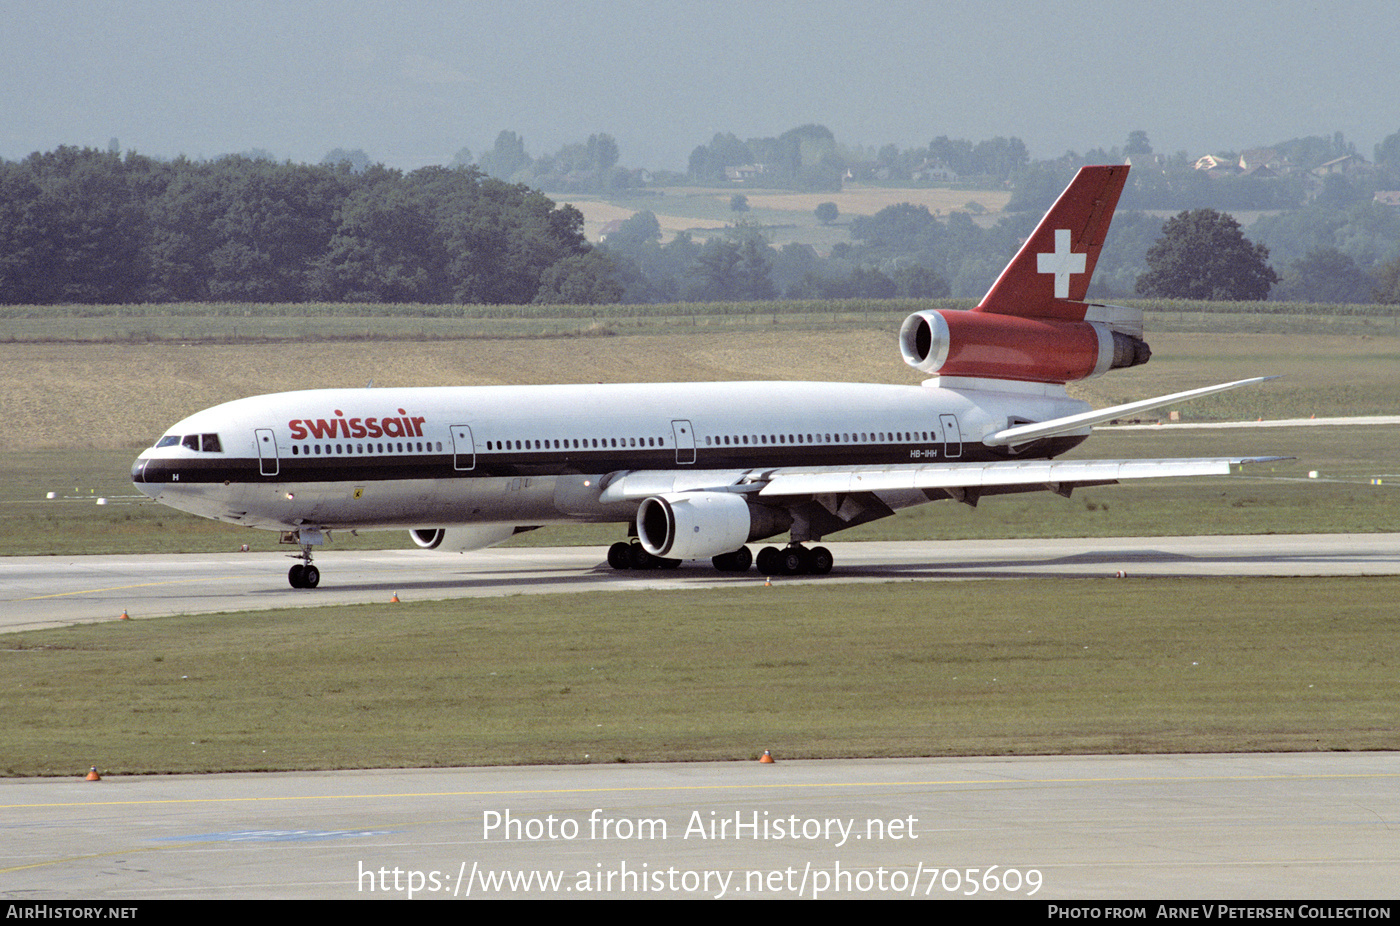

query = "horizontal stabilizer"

[{"left": 983, "top": 376, "right": 1278, "bottom": 447}]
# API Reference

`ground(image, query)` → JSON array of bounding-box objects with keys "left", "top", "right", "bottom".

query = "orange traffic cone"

[
  {"left": 759, "top": 750, "right": 774, "bottom": 764},
  {"left": 120, "top": 609, "right": 130, "bottom": 620},
  {"left": 85, "top": 767, "right": 101, "bottom": 781},
  {"left": 390, "top": 592, "right": 400, "bottom": 603}
]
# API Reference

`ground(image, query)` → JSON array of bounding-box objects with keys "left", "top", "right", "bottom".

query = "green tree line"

[{"left": 0, "top": 147, "right": 620, "bottom": 305}]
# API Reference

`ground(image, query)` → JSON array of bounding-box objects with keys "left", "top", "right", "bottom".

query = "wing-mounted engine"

[
  {"left": 898, "top": 305, "right": 1150, "bottom": 384},
  {"left": 410, "top": 525, "right": 522, "bottom": 552},
  {"left": 636, "top": 492, "right": 791, "bottom": 560}
]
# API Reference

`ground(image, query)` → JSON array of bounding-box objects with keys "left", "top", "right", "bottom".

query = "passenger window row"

[
  {"left": 704, "top": 430, "right": 933, "bottom": 446},
  {"left": 486, "top": 436, "right": 666, "bottom": 450},
  {"left": 290, "top": 441, "right": 444, "bottom": 456}
]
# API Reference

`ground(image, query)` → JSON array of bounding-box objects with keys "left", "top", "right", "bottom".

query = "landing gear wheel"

[
  {"left": 607, "top": 541, "right": 632, "bottom": 570},
  {"left": 288, "top": 564, "right": 306, "bottom": 588},
  {"left": 755, "top": 544, "right": 833, "bottom": 576},
  {"left": 303, "top": 565, "right": 320, "bottom": 588},
  {"left": 629, "top": 541, "right": 657, "bottom": 570},
  {"left": 732, "top": 545, "right": 753, "bottom": 572},
  {"left": 712, "top": 546, "right": 753, "bottom": 573},
  {"left": 779, "top": 546, "right": 807, "bottom": 576}
]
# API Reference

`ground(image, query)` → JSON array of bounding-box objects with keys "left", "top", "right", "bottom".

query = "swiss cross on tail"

[
  {"left": 1037, "top": 229, "right": 1086, "bottom": 298},
  {"left": 976, "top": 164, "right": 1129, "bottom": 320}
]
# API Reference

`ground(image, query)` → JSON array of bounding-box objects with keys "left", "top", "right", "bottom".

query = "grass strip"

[{"left": 3, "top": 577, "right": 1395, "bottom": 776}]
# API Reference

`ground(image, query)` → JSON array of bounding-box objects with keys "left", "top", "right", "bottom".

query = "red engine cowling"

[{"left": 899, "top": 310, "right": 1149, "bottom": 384}]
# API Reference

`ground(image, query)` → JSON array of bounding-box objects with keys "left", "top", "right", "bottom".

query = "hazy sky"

[{"left": 5, "top": 0, "right": 1398, "bottom": 171}]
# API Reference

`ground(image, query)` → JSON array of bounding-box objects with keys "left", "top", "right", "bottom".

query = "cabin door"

[
  {"left": 255, "top": 429, "right": 279, "bottom": 476},
  {"left": 451, "top": 425, "right": 476, "bottom": 471},
  {"left": 940, "top": 414, "right": 962, "bottom": 459},
  {"left": 671, "top": 420, "right": 696, "bottom": 465}
]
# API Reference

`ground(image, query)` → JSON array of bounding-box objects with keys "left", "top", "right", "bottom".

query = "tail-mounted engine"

[
  {"left": 897, "top": 165, "right": 1145, "bottom": 385},
  {"left": 899, "top": 306, "right": 1150, "bottom": 384}
]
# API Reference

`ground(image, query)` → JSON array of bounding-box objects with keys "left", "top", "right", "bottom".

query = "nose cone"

[{"left": 131, "top": 453, "right": 158, "bottom": 498}]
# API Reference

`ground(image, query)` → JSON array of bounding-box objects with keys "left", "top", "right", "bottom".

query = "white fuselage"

[{"left": 131, "top": 377, "right": 1091, "bottom": 536}]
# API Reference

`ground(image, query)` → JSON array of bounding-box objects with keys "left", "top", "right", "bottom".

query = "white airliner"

[{"left": 132, "top": 165, "right": 1275, "bottom": 588}]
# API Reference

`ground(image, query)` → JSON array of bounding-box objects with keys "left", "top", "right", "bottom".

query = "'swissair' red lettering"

[{"left": 287, "top": 409, "right": 424, "bottom": 441}]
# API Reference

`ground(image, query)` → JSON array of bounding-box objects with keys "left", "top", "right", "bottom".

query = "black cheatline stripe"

[{"left": 133, "top": 441, "right": 1017, "bottom": 485}]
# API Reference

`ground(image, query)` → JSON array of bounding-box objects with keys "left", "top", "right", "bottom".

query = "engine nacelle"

[
  {"left": 899, "top": 310, "right": 1149, "bottom": 384},
  {"left": 410, "top": 525, "right": 519, "bottom": 552},
  {"left": 637, "top": 492, "right": 789, "bottom": 560}
]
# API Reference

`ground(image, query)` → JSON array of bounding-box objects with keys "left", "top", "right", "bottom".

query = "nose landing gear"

[
  {"left": 287, "top": 540, "right": 320, "bottom": 588},
  {"left": 288, "top": 562, "right": 320, "bottom": 588},
  {"left": 281, "top": 528, "right": 326, "bottom": 589}
]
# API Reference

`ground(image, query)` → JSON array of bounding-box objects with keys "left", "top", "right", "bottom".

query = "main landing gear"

[
  {"left": 607, "top": 540, "right": 681, "bottom": 571},
  {"left": 755, "top": 544, "right": 833, "bottom": 577},
  {"left": 606, "top": 541, "right": 834, "bottom": 576},
  {"left": 711, "top": 546, "right": 752, "bottom": 573}
]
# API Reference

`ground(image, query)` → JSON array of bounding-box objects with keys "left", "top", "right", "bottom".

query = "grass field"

[
  {"left": 2, "top": 302, "right": 1396, "bottom": 775},
  {"left": 3, "top": 577, "right": 1395, "bottom": 776}
]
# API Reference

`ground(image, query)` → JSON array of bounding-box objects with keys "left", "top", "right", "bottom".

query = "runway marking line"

[
  {"left": 19, "top": 575, "right": 260, "bottom": 601},
  {"left": 0, "top": 842, "right": 207, "bottom": 876},
  {"left": 6, "top": 769, "right": 1394, "bottom": 878},
  {"left": 4, "top": 770, "right": 1397, "bottom": 812}
]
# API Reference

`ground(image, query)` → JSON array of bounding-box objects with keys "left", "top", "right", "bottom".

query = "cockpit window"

[{"left": 159, "top": 433, "right": 223, "bottom": 452}]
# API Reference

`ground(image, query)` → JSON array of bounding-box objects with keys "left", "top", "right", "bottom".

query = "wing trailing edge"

[
  {"left": 596, "top": 455, "right": 1284, "bottom": 503},
  {"left": 757, "top": 456, "right": 1283, "bottom": 497}
]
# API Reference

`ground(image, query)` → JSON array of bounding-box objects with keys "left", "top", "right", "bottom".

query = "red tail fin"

[{"left": 976, "top": 165, "right": 1129, "bottom": 320}]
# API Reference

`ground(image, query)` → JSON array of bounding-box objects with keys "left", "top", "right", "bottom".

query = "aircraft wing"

[
  {"left": 595, "top": 376, "right": 1286, "bottom": 504},
  {"left": 597, "top": 456, "right": 1284, "bottom": 503},
  {"left": 756, "top": 456, "right": 1280, "bottom": 496}
]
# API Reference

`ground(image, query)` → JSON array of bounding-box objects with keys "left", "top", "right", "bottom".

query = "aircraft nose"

[
  {"left": 131, "top": 453, "right": 193, "bottom": 494},
  {"left": 131, "top": 454, "right": 159, "bottom": 498}
]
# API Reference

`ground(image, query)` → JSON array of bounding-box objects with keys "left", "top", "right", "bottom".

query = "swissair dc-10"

[{"left": 132, "top": 166, "right": 1275, "bottom": 588}]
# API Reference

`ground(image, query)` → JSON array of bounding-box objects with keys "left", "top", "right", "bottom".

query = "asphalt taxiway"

[
  {"left": 4, "top": 534, "right": 1400, "bottom": 631},
  {"left": 4, "top": 539, "right": 1398, "bottom": 900},
  {"left": 2, "top": 752, "right": 1396, "bottom": 899}
]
